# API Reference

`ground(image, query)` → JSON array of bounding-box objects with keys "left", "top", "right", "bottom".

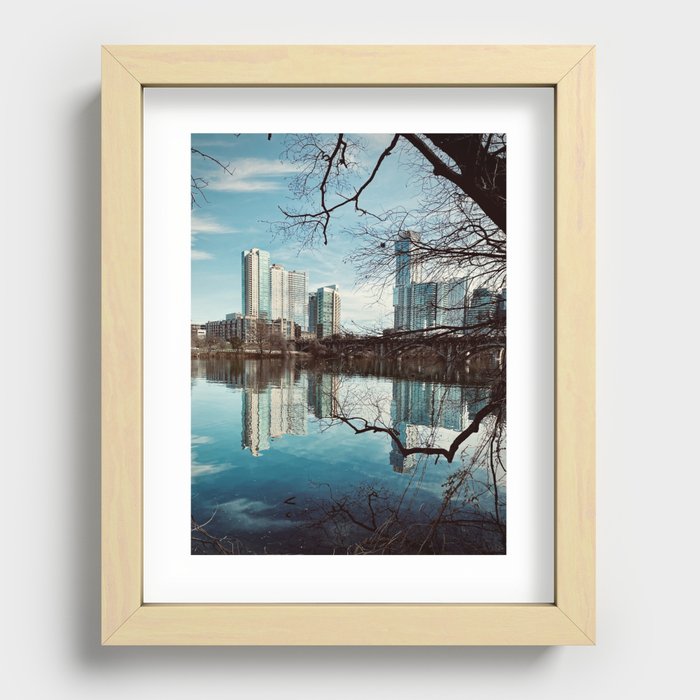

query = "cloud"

[
  {"left": 216, "top": 497, "right": 295, "bottom": 531},
  {"left": 230, "top": 158, "right": 302, "bottom": 178},
  {"left": 192, "top": 435, "right": 214, "bottom": 444},
  {"left": 191, "top": 461, "right": 228, "bottom": 478},
  {"left": 203, "top": 157, "right": 302, "bottom": 193},
  {"left": 338, "top": 289, "right": 393, "bottom": 330},
  {"left": 191, "top": 213, "right": 238, "bottom": 236},
  {"left": 214, "top": 180, "right": 285, "bottom": 192},
  {"left": 191, "top": 249, "right": 214, "bottom": 261}
]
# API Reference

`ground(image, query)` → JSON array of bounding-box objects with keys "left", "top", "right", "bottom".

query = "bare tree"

[
  {"left": 275, "top": 133, "right": 505, "bottom": 244},
  {"left": 190, "top": 147, "right": 233, "bottom": 208},
  {"left": 272, "top": 133, "right": 506, "bottom": 347},
  {"left": 248, "top": 319, "right": 271, "bottom": 356}
]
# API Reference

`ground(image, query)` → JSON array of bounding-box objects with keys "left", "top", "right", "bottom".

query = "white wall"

[{"left": 2, "top": 2, "right": 697, "bottom": 698}]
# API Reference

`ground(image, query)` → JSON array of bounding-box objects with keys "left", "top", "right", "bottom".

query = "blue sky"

[{"left": 191, "top": 133, "right": 423, "bottom": 327}]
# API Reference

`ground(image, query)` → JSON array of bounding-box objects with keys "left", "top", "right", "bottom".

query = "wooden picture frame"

[{"left": 101, "top": 45, "right": 595, "bottom": 645}]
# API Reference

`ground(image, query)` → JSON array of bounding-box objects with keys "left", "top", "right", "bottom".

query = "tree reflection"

[{"left": 192, "top": 356, "right": 505, "bottom": 554}]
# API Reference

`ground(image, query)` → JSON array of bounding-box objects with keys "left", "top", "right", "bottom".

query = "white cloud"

[
  {"left": 217, "top": 497, "right": 295, "bottom": 531},
  {"left": 203, "top": 157, "right": 302, "bottom": 193},
  {"left": 338, "top": 288, "right": 393, "bottom": 330},
  {"left": 214, "top": 180, "right": 285, "bottom": 192},
  {"left": 191, "top": 461, "right": 227, "bottom": 478},
  {"left": 192, "top": 435, "right": 214, "bottom": 444},
  {"left": 230, "top": 158, "right": 302, "bottom": 178},
  {"left": 191, "top": 250, "right": 214, "bottom": 261},
  {"left": 191, "top": 213, "right": 238, "bottom": 236}
]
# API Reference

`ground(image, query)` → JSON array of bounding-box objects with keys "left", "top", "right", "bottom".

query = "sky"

[{"left": 190, "top": 133, "right": 424, "bottom": 328}]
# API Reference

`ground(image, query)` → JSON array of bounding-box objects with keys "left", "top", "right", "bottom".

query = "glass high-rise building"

[
  {"left": 308, "top": 292, "right": 317, "bottom": 334},
  {"left": 408, "top": 282, "right": 437, "bottom": 330},
  {"left": 393, "top": 230, "right": 438, "bottom": 331},
  {"left": 466, "top": 287, "right": 497, "bottom": 332},
  {"left": 241, "top": 248, "right": 271, "bottom": 319},
  {"left": 435, "top": 277, "right": 469, "bottom": 329},
  {"left": 393, "top": 230, "right": 469, "bottom": 333},
  {"left": 394, "top": 230, "right": 422, "bottom": 287},
  {"left": 315, "top": 285, "right": 341, "bottom": 338},
  {"left": 268, "top": 264, "right": 307, "bottom": 330},
  {"left": 269, "top": 263, "right": 288, "bottom": 321},
  {"left": 286, "top": 269, "right": 308, "bottom": 331}
]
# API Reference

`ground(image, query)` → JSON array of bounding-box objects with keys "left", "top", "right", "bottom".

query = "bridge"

[{"left": 294, "top": 331, "right": 505, "bottom": 369}]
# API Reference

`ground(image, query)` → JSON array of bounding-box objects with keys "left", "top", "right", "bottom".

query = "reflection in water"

[{"left": 192, "top": 357, "right": 506, "bottom": 555}]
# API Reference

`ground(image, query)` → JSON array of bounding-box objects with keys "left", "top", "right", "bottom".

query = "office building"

[
  {"left": 393, "top": 231, "right": 470, "bottom": 333},
  {"left": 315, "top": 285, "right": 341, "bottom": 338},
  {"left": 407, "top": 281, "right": 437, "bottom": 330},
  {"left": 270, "top": 318, "right": 295, "bottom": 340},
  {"left": 495, "top": 287, "right": 507, "bottom": 323},
  {"left": 286, "top": 269, "right": 308, "bottom": 331},
  {"left": 466, "top": 287, "right": 497, "bottom": 333},
  {"left": 394, "top": 230, "right": 422, "bottom": 287},
  {"left": 241, "top": 248, "right": 271, "bottom": 319},
  {"left": 308, "top": 292, "right": 317, "bottom": 334},
  {"left": 269, "top": 263, "right": 288, "bottom": 321},
  {"left": 435, "top": 277, "right": 469, "bottom": 328}
]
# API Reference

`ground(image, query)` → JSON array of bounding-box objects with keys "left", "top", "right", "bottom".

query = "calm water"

[{"left": 191, "top": 357, "right": 506, "bottom": 555}]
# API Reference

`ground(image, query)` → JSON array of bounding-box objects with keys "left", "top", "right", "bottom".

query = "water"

[{"left": 191, "top": 356, "right": 506, "bottom": 555}]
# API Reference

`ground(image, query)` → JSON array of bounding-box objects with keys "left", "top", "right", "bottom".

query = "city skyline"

[
  {"left": 191, "top": 133, "right": 416, "bottom": 327},
  {"left": 191, "top": 132, "right": 508, "bottom": 556},
  {"left": 199, "top": 245, "right": 342, "bottom": 342},
  {"left": 241, "top": 247, "right": 310, "bottom": 327},
  {"left": 192, "top": 135, "right": 504, "bottom": 333},
  {"left": 200, "top": 238, "right": 503, "bottom": 343}
]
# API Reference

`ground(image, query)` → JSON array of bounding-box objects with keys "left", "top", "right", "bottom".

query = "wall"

[{"left": 2, "top": 1, "right": 697, "bottom": 698}]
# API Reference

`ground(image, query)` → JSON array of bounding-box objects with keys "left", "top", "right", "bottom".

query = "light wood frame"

[{"left": 102, "top": 45, "right": 595, "bottom": 645}]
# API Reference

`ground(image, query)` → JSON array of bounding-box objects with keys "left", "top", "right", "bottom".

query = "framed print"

[{"left": 102, "top": 45, "right": 595, "bottom": 645}]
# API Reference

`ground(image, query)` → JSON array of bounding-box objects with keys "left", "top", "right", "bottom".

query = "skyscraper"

[
  {"left": 435, "top": 277, "right": 469, "bottom": 328},
  {"left": 308, "top": 292, "right": 317, "bottom": 334},
  {"left": 496, "top": 287, "right": 507, "bottom": 323},
  {"left": 392, "top": 231, "right": 469, "bottom": 333},
  {"left": 408, "top": 282, "right": 437, "bottom": 330},
  {"left": 466, "top": 287, "right": 497, "bottom": 334},
  {"left": 394, "top": 231, "right": 432, "bottom": 331},
  {"left": 286, "top": 269, "right": 308, "bottom": 331},
  {"left": 241, "top": 248, "right": 271, "bottom": 319},
  {"left": 269, "top": 263, "right": 288, "bottom": 320},
  {"left": 394, "top": 230, "right": 422, "bottom": 287},
  {"left": 315, "top": 285, "right": 341, "bottom": 338}
]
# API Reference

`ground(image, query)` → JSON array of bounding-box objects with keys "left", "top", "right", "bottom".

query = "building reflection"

[
  {"left": 389, "top": 379, "right": 491, "bottom": 473},
  {"left": 199, "top": 358, "right": 492, "bottom": 466},
  {"left": 389, "top": 423, "right": 422, "bottom": 474},
  {"left": 240, "top": 363, "right": 308, "bottom": 456},
  {"left": 306, "top": 372, "right": 341, "bottom": 419}
]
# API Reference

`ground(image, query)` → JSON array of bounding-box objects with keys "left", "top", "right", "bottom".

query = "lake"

[{"left": 191, "top": 356, "right": 506, "bottom": 555}]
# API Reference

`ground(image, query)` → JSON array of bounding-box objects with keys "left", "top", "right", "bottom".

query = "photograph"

[{"left": 190, "top": 132, "right": 507, "bottom": 555}]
